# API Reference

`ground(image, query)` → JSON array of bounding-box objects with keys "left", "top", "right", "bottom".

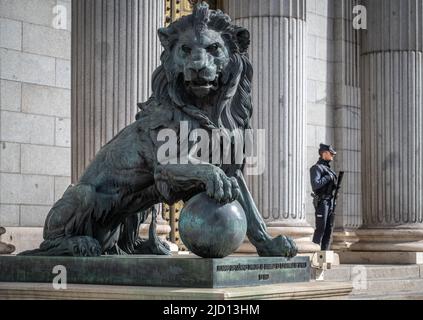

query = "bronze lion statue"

[{"left": 21, "top": 2, "right": 297, "bottom": 258}]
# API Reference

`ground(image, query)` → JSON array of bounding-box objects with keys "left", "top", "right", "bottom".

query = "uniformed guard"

[{"left": 310, "top": 143, "right": 338, "bottom": 250}]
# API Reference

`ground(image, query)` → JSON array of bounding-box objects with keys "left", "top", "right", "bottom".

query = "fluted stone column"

[
  {"left": 224, "top": 0, "right": 319, "bottom": 253},
  {"left": 353, "top": 0, "right": 423, "bottom": 253},
  {"left": 331, "top": 0, "right": 362, "bottom": 250},
  {"left": 71, "top": 0, "right": 164, "bottom": 180},
  {"left": 71, "top": 0, "right": 171, "bottom": 243}
]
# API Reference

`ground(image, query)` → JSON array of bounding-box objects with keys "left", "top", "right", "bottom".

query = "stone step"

[
  {"left": 316, "top": 278, "right": 423, "bottom": 299},
  {"left": 323, "top": 264, "right": 422, "bottom": 282},
  {"left": 353, "top": 278, "right": 423, "bottom": 295},
  {"left": 319, "top": 264, "right": 423, "bottom": 298},
  {"left": 349, "top": 291, "right": 423, "bottom": 300},
  {"left": 310, "top": 290, "right": 423, "bottom": 300},
  {"left": 0, "top": 281, "right": 353, "bottom": 300}
]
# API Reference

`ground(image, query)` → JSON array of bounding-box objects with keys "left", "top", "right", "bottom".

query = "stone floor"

[{"left": 320, "top": 264, "right": 423, "bottom": 300}]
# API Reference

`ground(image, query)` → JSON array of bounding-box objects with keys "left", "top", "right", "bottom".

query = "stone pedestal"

[
  {"left": 348, "top": 0, "right": 423, "bottom": 258},
  {"left": 0, "top": 255, "right": 310, "bottom": 288},
  {"left": 224, "top": 0, "right": 319, "bottom": 253}
]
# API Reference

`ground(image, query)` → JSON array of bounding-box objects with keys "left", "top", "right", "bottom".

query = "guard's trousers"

[{"left": 312, "top": 198, "right": 334, "bottom": 250}]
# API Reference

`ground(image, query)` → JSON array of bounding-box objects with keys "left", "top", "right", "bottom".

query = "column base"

[
  {"left": 139, "top": 223, "right": 172, "bottom": 240},
  {"left": 337, "top": 228, "right": 423, "bottom": 264},
  {"left": 0, "top": 227, "right": 15, "bottom": 254},
  {"left": 331, "top": 229, "right": 360, "bottom": 251},
  {"left": 236, "top": 224, "right": 321, "bottom": 254},
  {"left": 0, "top": 227, "right": 42, "bottom": 254},
  {"left": 350, "top": 228, "right": 423, "bottom": 252},
  {"left": 338, "top": 251, "right": 423, "bottom": 265},
  {"left": 139, "top": 215, "right": 178, "bottom": 252}
]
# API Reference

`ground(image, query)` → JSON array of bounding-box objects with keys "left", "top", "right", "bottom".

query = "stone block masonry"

[{"left": 0, "top": 0, "right": 72, "bottom": 234}]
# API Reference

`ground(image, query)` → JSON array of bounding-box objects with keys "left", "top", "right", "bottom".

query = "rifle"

[{"left": 332, "top": 171, "right": 345, "bottom": 214}]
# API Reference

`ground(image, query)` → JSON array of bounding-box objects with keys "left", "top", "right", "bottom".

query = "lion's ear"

[
  {"left": 235, "top": 27, "right": 250, "bottom": 53},
  {"left": 158, "top": 27, "right": 172, "bottom": 49}
]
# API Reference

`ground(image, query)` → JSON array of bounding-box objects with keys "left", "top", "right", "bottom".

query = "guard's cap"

[{"left": 319, "top": 143, "right": 337, "bottom": 155}]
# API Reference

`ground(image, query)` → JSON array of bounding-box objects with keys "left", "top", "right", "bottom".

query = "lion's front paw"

[
  {"left": 279, "top": 235, "right": 298, "bottom": 258},
  {"left": 257, "top": 235, "right": 298, "bottom": 258},
  {"left": 205, "top": 168, "right": 240, "bottom": 204}
]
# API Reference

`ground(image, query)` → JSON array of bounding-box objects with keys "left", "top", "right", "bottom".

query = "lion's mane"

[{"left": 150, "top": 3, "right": 253, "bottom": 134}]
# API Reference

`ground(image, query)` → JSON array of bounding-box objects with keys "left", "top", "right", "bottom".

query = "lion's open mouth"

[
  {"left": 185, "top": 76, "right": 219, "bottom": 97},
  {"left": 186, "top": 78, "right": 218, "bottom": 89}
]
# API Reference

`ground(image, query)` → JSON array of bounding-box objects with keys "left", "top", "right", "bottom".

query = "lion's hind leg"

[
  {"left": 19, "top": 183, "right": 103, "bottom": 256},
  {"left": 20, "top": 236, "right": 101, "bottom": 256}
]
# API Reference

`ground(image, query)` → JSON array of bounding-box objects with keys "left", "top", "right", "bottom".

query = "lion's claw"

[
  {"left": 205, "top": 168, "right": 240, "bottom": 204},
  {"left": 69, "top": 236, "right": 102, "bottom": 257}
]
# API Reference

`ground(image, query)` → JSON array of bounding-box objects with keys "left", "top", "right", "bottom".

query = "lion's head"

[{"left": 152, "top": 1, "right": 253, "bottom": 132}]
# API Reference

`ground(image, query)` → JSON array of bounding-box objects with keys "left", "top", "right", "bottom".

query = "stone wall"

[{"left": 0, "top": 0, "right": 72, "bottom": 230}]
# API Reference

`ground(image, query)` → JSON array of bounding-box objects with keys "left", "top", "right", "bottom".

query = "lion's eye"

[
  {"left": 181, "top": 45, "right": 192, "bottom": 54},
  {"left": 207, "top": 43, "right": 220, "bottom": 53}
]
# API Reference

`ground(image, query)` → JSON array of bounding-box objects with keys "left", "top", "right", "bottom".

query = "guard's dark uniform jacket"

[{"left": 310, "top": 158, "right": 337, "bottom": 250}]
